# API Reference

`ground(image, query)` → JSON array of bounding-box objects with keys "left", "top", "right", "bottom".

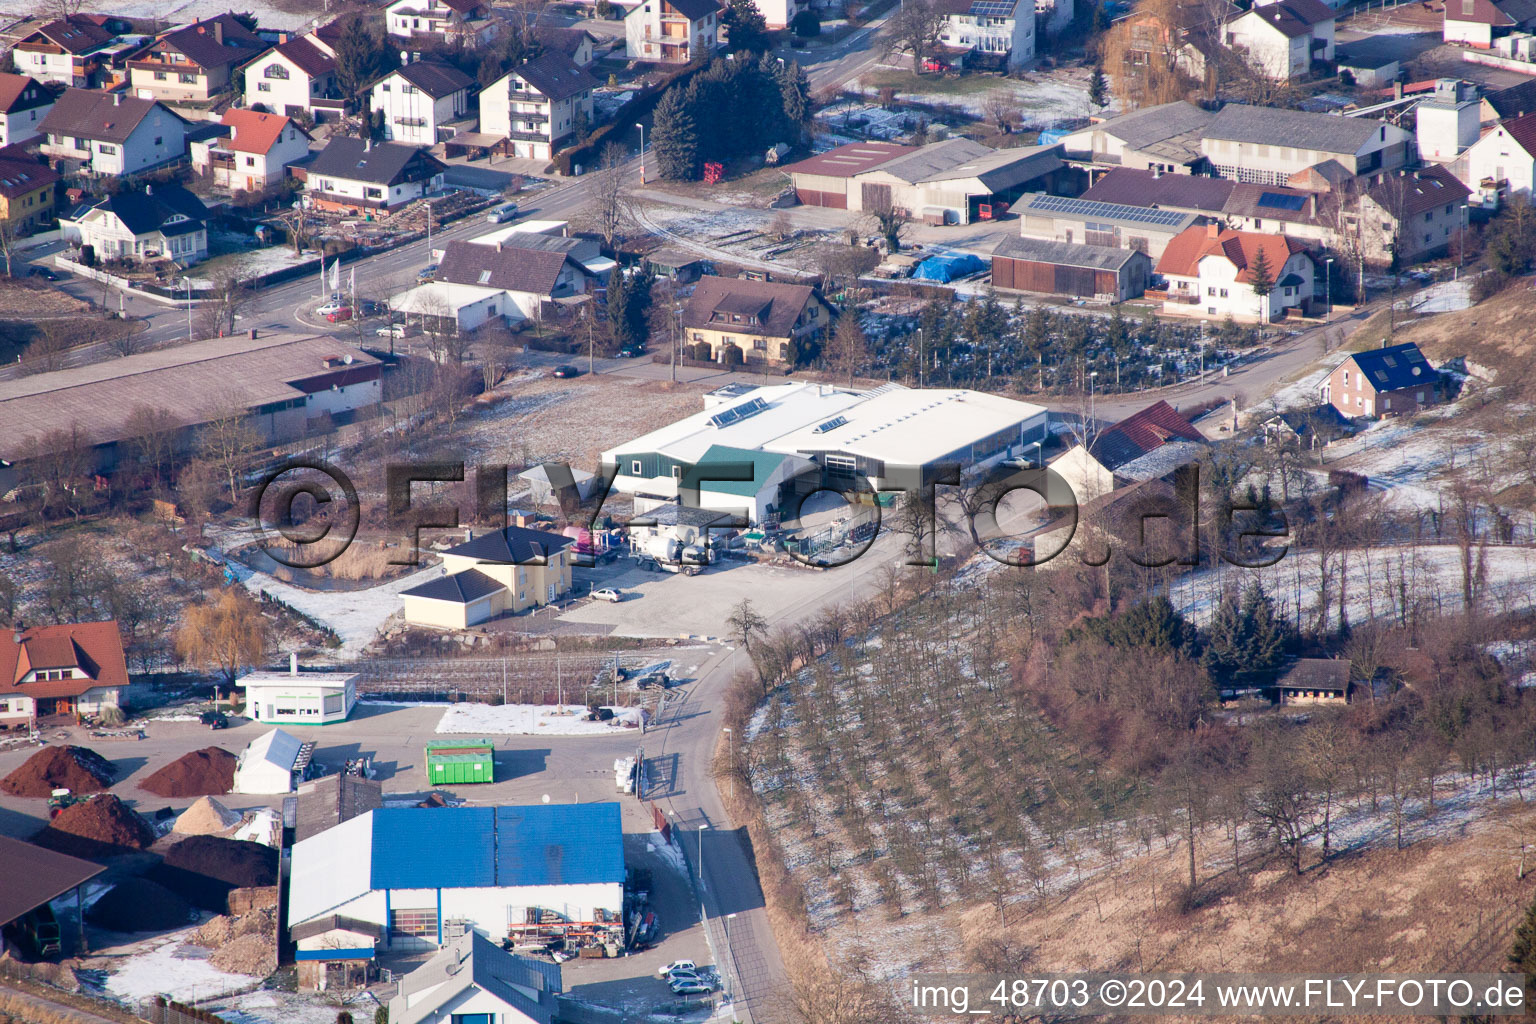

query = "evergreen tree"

[
  {"left": 777, "top": 60, "right": 813, "bottom": 143},
  {"left": 1509, "top": 895, "right": 1536, "bottom": 1006},
  {"left": 1247, "top": 246, "right": 1276, "bottom": 323},
  {"left": 723, "top": 0, "right": 772, "bottom": 53},
  {"left": 332, "top": 15, "right": 399, "bottom": 105},
  {"left": 1088, "top": 64, "right": 1108, "bottom": 109},
  {"left": 1075, "top": 596, "right": 1198, "bottom": 657},
  {"left": 1240, "top": 583, "right": 1291, "bottom": 676},
  {"left": 608, "top": 265, "right": 655, "bottom": 349},
  {"left": 651, "top": 87, "right": 699, "bottom": 180}
]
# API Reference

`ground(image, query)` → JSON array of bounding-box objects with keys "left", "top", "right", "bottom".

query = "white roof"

[
  {"left": 470, "top": 220, "right": 568, "bottom": 246},
  {"left": 287, "top": 810, "right": 374, "bottom": 925},
  {"left": 601, "top": 382, "right": 870, "bottom": 465},
  {"left": 239, "top": 670, "right": 358, "bottom": 690},
  {"left": 244, "top": 727, "right": 303, "bottom": 770},
  {"left": 602, "top": 381, "right": 1047, "bottom": 469},
  {"left": 390, "top": 281, "right": 505, "bottom": 314},
  {"left": 770, "top": 387, "right": 1046, "bottom": 465}
]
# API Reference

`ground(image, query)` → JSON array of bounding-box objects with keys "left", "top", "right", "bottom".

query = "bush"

[
  {"left": 97, "top": 705, "right": 125, "bottom": 727},
  {"left": 375, "top": 1009, "right": 389, "bottom": 1024},
  {"left": 721, "top": 343, "right": 744, "bottom": 367},
  {"left": 790, "top": 9, "right": 821, "bottom": 35},
  {"left": 1472, "top": 269, "right": 1510, "bottom": 304}
]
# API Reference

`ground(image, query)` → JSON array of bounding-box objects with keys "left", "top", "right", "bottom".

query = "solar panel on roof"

[
  {"left": 709, "top": 395, "right": 768, "bottom": 429},
  {"left": 813, "top": 415, "right": 848, "bottom": 434},
  {"left": 1256, "top": 191, "right": 1306, "bottom": 211},
  {"left": 1023, "top": 192, "right": 1189, "bottom": 228}
]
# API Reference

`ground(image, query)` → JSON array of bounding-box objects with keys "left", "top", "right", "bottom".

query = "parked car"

[
  {"left": 28, "top": 265, "right": 59, "bottom": 281},
  {"left": 552, "top": 364, "right": 581, "bottom": 378},
  {"left": 591, "top": 587, "right": 622, "bottom": 603},
  {"left": 658, "top": 960, "right": 698, "bottom": 979},
  {"left": 670, "top": 977, "right": 714, "bottom": 995},
  {"left": 358, "top": 299, "right": 384, "bottom": 316},
  {"left": 418, "top": 264, "right": 439, "bottom": 281},
  {"left": 376, "top": 323, "right": 407, "bottom": 339},
  {"left": 618, "top": 343, "right": 645, "bottom": 358},
  {"left": 487, "top": 202, "right": 520, "bottom": 223},
  {"left": 316, "top": 299, "right": 347, "bottom": 316},
  {"left": 200, "top": 710, "right": 229, "bottom": 730},
  {"left": 324, "top": 306, "right": 354, "bottom": 323}
]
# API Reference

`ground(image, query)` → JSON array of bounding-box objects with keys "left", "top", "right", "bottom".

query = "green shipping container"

[{"left": 425, "top": 739, "right": 495, "bottom": 785}]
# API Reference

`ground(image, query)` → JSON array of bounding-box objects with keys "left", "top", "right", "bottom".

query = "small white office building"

[
  {"left": 234, "top": 728, "right": 306, "bottom": 795},
  {"left": 239, "top": 656, "right": 359, "bottom": 725}
]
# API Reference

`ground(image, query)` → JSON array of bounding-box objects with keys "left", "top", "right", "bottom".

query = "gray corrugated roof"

[
  {"left": 391, "top": 931, "right": 561, "bottom": 1024},
  {"left": 862, "top": 138, "right": 993, "bottom": 183},
  {"left": 400, "top": 568, "right": 506, "bottom": 604},
  {"left": 1081, "top": 101, "right": 1215, "bottom": 152},
  {"left": 992, "top": 236, "right": 1147, "bottom": 272},
  {"left": 1205, "top": 104, "right": 1388, "bottom": 155},
  {"left": 924, "top": 144, "right": 1062, "bottom": 191}
]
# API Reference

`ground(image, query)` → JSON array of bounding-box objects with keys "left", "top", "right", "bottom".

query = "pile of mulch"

[
  {"left": 31, "top": 794, "right": 155, "bottom": 860},
  {"left": 172, "top": 795, "right": 241, "bottom": 835},
  {"left": 86, "top": 878, "right": 192, "bottom": 932},
  {"left": 139, "top": 748, "right": 237, "bottom": 798},
  {"left": 148, "top": 836, "right": 278, "bottom": 912},
  {"left": 0, "top": 745, "right": 115, "bottom": 798}
]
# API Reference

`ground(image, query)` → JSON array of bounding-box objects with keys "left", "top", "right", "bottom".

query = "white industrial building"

[
  {"left": 601, "top": 381, "right": 1049, "bottom": 524},
  {"left": 238, "top": 657, "right": 359, "bottom": 725},
  {"left": 287, "top": 804, "right": 625, "bottom": 962},
  {"left": 234, "top": 728, "right": 308, "bottom": 795}
]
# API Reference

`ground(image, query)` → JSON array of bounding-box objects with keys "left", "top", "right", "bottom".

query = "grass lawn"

[{"left": 860, "top": 68, "right": 1015, "bottom": 97}]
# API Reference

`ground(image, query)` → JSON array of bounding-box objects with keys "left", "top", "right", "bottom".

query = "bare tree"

[
  {"left": 197, "top": 400, "right": 264, "bottom": 503},
  {"left": 46, "top": 0, "right": 85, "bottom": 19},
  {"left": 885, "top": 0, "right": 943, "bottom": 74},
  {"left": 20, "top": 320, "right": 74, "bottom": 374},
  {"left": 123, "top": 404, "right": 183, "bottom": 487},
  {"left": 584, "top": 142, "right": 632, "bottom": 248},
  {"left": 826, "top": 311, "right": 867, "bottom": 387},
  {"left": 196, "top": 266, "right": 252, "bottom": 339}
]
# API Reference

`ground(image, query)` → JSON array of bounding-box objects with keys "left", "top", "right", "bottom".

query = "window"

[
  {"left": 1219, "top": 288, "right": 1228, "bottom": 297},
  {"left": 257, "top": 81, "right": 270, "bottom": 92},
  {"left": 671, "top": 465, "right": 683, "bottom": 479},
  {"left": 245, "top": 156, "right": 255, "bottom": 167},
  {"left": 753, "top": 338, "right": 766, "bottom": 350},
  {"left": 1207, "top": 287, "right": 1215, "bottom": 296},
  {"left": 631, "top": 459, "right": 643, "bottom": 475},
  {"left": 389, "top": 909, "right": 435, "bottom": 937},
  {"left": 154, "top": 70, "right": 167, "bottom": 80},
  {"left": 265, "top": 63, "right": 289, "bottom": 79},
  {"left": 154, "top": 137, "right": 162, "bottom": 145},
  {"left": 179, "top": 72, "right": 197, "bottom": 84},
  {"left": 98, "top": 143, "right": 115, "bottom": 155}
]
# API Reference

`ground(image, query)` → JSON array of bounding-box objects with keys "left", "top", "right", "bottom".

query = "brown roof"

[
  {"left": 1484, "top": 111, "right": 1536, "bottom": 160},
  {"left": 1081, "top": 167, "right": 1234, "bottom": 213},
  {"left": 0, "top": 155, "right": 58, "bottom": 200},
  {"left": 436, "top": 239, "right": 578, "bottom": 294},
  {"left": 784, "top": 141, "right": 915, "bottom": 178},
  {"left": 295, "top": 774, "right": 383, "bottom": 842},
  {"left": 1286, "top": 159, "right": 1355, "bottom": 192},
  {"left": 0, "top": 620, "right": 128, "bottom": 700},
  {"left": 272, "top": 37, "right": 336, "bottom": 77},
  {"left": 1236, "top": 0, "right": 1333, "bottom": 36},
  {"left": 1445, "top": 0, "right": 1518, "bottom": 25},
  {"left": 0, "top": 835, "right": 105, "bottom": 928},
  {"left": 681, "top": 275, "right": 817, "bottom": 339},
  {"left": 38, "top": 89, "right": 177, "bottom": 145},
  {"left": 1366, "top": 164, "right": 1471, "bottom": 219},
  {"left": 1155, "top": 224, "right": 1308, "bottom": 282},
  {"left": 512, "top": 51, "right": 599, "bottom": 102},
  {"left": 221, "top": 108, "right": 303, "bottom": 154},
  {"left": 388, "top": 60, "right": 474, "bottom": 98},
  {"left": 26, "top": 15, "right": 112, "bottom": 55},
  {"left": 155, "top": 14, "right": 267, "bottom": 71},
  {"left": 1223, "top": 182, "right": 1334, "bottom": 224},
  {"left": 1277, "top": 658, "right": 1350, "bottom": 689},
  {"left": 1089, "top": 400, "right": 1205, "bottom": 470},
  {"left": 533, "top": 25, "right": 596, "bottom": 56},
  {"left": 0, "top": 74, "right": 50, "bottom": 115}
]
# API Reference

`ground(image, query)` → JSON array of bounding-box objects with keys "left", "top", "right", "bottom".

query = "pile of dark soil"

[
  {"left": 0, "top": 745, "right": 115, "bottom": 797},
  {"left": 31, "top": 794, "right": 155, "bottom": 859},
  {"left": 139, "top": 748, "right": 237, "bottom": 798},
  {"left": 86, "top": 877, "right": 193, "bottom": 932},
  {"left": 148, "top": 836, "right": 278, "bottom": 912}
]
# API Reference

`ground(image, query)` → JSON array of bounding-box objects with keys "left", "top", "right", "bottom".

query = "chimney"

[
  {"left": 213, "top": 19, "right": 223, "bottom": 43},
  {"left": 11, "top": 628, "right": 21, "bottom": 646},
  {"left": 289, "top": 652, "right": 298, "bottom": 676},
  {"left": 1309, "top": 194, "right": 1317, "bottom": 218},
  {"left": 465, "top": 526, "right": 473, "bottom": 541},
  {"left": 1206, "top": 221, "right": 1221, "bottom": 239},
  {"left": 112, "top": 92, "right": 122, "bottom": 107},
  {"left": 1394, "top": 80, "right": 1403, "bottom": 100}
]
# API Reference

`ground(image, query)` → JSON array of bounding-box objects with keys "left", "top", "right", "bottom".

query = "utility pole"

[{"left": 671, "top": 304, "right": 680, "bottom": 382}]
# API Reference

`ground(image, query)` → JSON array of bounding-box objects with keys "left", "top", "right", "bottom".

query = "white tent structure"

[{"left": 234, "top": 728, "right": 305, "bottom": 794}]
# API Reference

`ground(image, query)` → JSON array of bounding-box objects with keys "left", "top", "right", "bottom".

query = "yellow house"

[
  {"left": 0, "top": 154, "right": 58, "bottom": 235},
  {"left": 680, "top": 276, "right": 830, "bottom": 368},
  {"left": 400, "top": 524, "right": 574, "bottom": 630}
]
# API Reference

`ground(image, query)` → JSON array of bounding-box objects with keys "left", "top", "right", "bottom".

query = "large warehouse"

[
  {"left": 601, "top": 381, "right": 1049, "bottom": 523},
  {"left": 991, "top": 236, "right": 1153, "bottom": 301},
  {"left": 287, "top": 804, "right": 625, "bottom": 962}
]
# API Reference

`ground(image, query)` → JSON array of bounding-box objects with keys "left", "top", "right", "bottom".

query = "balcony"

[
  {"left": 506, "top": 128, "right": 551, "bottom": 142},
  {"left": 509, "top": 110, "right": 548, "bottom": 124}
]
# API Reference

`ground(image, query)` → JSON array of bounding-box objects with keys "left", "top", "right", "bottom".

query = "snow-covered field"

[
  {"left": 3, "top": 0, "right": 320, "bottom": 30},
  {"left": 228, "top": 558, "right": 441, "bottom": 658},
  {"left": 1408, "top": 279, "right": 1474, "bottom": 314},
  {"left": 436, "top": 702, "right": 647, "bottom": 735},
  {"left": 101, "top": 935, "right": 255, "bottom": 1004}
]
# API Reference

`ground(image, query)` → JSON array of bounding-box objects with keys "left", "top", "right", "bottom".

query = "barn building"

[
  {"left": 990, "top": 236, "right": 1152, "bottom": 301},
  {"left": 1013, "top": 192, "right": 1201, "bottom": 259}
]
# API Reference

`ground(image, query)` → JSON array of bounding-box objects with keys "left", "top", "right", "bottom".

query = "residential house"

[
  {"left": 1219, "top": 182, "right": 1337, "bottom": 246},
  {"left": 70, "top": 183, "right": 208, "bottom": 265},
  {"left": 0, "top": 621, "right": 129, "bottom": 726},
  {"left": 127, "top": 14, "right": 268, "bottom": 103},
  {"left": 480, "top": 52, "right": 598, "bottom": 161},
  {"left": 1222, "top": 0, "right": 1335, "bottom": 80},
  {"left": 990, "top": 236, "right": 1153, "bottom": 301},
  {"left": 39, "top": 90, "right": 189, "bottom": 176},
  {"left": 1050, "top": 400, "right": 1207, "bottom": 505},
  {"left": 1353, "top": 164, "right": 1470, "bottom": 264},
  {"left": 435, "top": 237, "right": 596, "bottom": 317},
  {"left": 1200, "top": 103, "right": 1410, "bottom": 184},
  {"left": 1156, "top": 222, "right": 1315, "bottom": 321},
  {"left": 1099, "top": 5, "right": 1225, "bottom": 110},
  {"left": 387, "top": 932, "right": 562, "bottom": 1024},
  {"left": 14, "top": 16, "right": 114, "bottom": 88},
  {"left": 680, "top": 276, "right": 830, "bottom": 366},
  {"left": 1443, "top": 0, "right": 1536, "bottom": 47},
  {"left": 1321, "top": 340, "right": 1441, "bottom": 419},
  {"left": 1275, "top": 658, "right": 1350, "bottom": 704},
  {"left": 243, "top": 37, "right": 342, "bottom": 121},
  {"left": 625, "top": 0, "right": 721, "bottom": 63},
  {"left": 191, "top": 109, "right": 311, "bottom": 192},
  {"left": 385, "top": 0, "right": 500, "bottom": 47},
  {"left": 1481, "top": 77, "right": 1536, "bottom": 123},
  {"left": 1037, "top": 0, "right": 1076, "bottom": 37},
  {"left": 1058, "top": 100, "right": 1216, "bottom": 175},
  {"left": 0, "top": 75, "right": 54, "bottom": 148},
  {"left": 400, "top": 524, "right": 575, "bottom": 628},
  {"left": 370, "top": 62, "right": 474, "bottom": 146},
  {"left": 534, "top": 24, "right": 600, "bottom": 66},
  {"left": 753, "top": 0, "right": 807, "bottom": 29},
  {"left": 300, "top": 137, "right": 445, "bottom": 214},
  {"left": 1462, "top": 110, "right": 1536, "bottom": 197},
  {"left": 0, "top": 153, "right": 60, "bottom": 235},
  {"left": 935, "top": 0, "right": 1035, "bottom": 71}
]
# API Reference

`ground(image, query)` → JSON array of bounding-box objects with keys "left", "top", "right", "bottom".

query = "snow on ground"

[
  {"left": 1408, "top": 278, "right": 1474, "bottom": 313},
  {"left": 436, "top": 702, "right": 647, "bottom": 735},
  {"left": 189, "top": 246, "right": 316, "bottom": 289},
  {"left": 102, "top": 935, "right": 255, "bottom": 1003},
  {"left": 647, "top": 833, "right": 690, "bottom": 878},
  {"left": 203, "top": 988, "right": 382, "bottom": 1024},
  {"left": 1252, "top": 364, "right": 1331, "bottom": 414},
  {"left": 227, "top": 559, "right": 441, "bottom": 659},
  {"left": 1324, "top": 406, "right": 1487, "bottom": 513}
]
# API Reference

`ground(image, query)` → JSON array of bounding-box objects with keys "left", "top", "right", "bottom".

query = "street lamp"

[
  {"left": 722, "top": 726, "right": 733, "bottom": 762},
  {"left": 179, "top": 277, "right": 192, "bottom": 340},
  {"left": 424, "top": 199, "right": 433, "bottom": 258},
  {"left": 1088, "top": 370, "right": 1099, "bottom": 426},
  {"left": 698, "top": 824, "right": 708, "bottom": 892},
  {"left": 635, "top": 122, "right": 645, "bottom": 185},
  {"left": 724, "top": 913, "right": 737, "bottom": 998},
  {"left": 1323, "top": 256, "right": 1334, "bottom": 324}
]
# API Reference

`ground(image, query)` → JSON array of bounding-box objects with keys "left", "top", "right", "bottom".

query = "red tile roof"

[
  {"left": 221, "top": 108, "right": 300, "bottom": 155},
  {"left": 0, "top": 73, "right": 48, "bottom": 115},
  {"left": 1155, "top": 224, "right": 1307, "bottom": 283},
  {"left": 783, "top": 141, "right": 916, "bottom": 179},
  {"left": 1487, "top": 111, "right": 1536, "bottom": 159},
  {"left": 1089, "top": 400, "right": 1206, "bottom": 470},
  {"left": 0, "top": 621, "right": 128, "bottom": 701}
]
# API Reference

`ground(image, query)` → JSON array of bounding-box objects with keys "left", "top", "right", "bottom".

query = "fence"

[
  {"left": 139, "top": 998, "right": 223, "bottom": 1024},
  {"left": 0, "top": 959, "right": 144, "bottom": 1023},
  {"left": 350, "top": 653, "right": 647, "bottom": 706}
]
